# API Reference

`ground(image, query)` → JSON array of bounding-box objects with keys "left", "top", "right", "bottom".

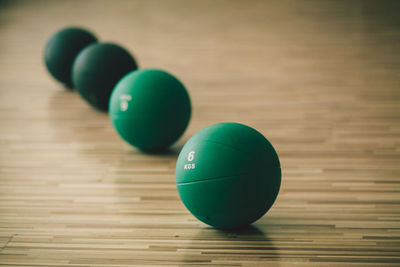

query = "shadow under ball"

[
  {"left": 72, "top": 43, "right": 137, "bottom": 111},
  {"left": 44, "top": 27, "right": 97, "bottom": 88},
  {"left": 109, "top": 69, "right": 191, "bottom": 152},
  {"left": 175, "top": 122, "right": 281, "bottom": 229}
]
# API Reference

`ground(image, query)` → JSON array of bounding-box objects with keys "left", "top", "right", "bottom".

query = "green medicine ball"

[
  {"left": 44, "top": 27, "right": 97, "bottom": 88},
  {"left": 175, "top": 123, "right": 281, "bottom": 229},
  {"left": 109, "top": 69, "right": 191, "bottom": 151},
  {"left": 72, "top": 42, "right": 137, "bottom": 111}
]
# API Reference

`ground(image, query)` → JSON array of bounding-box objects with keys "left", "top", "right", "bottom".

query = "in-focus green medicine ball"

[
  {"left": 44, "top": 27, "right": 97, "bottom": 88},
  {"left": 175, "top": 123, "right": 281, "bottom": 229},
  {"left": 109, "top": 69, "right": 191, "bottom": 151},
  {"left": 72, "top": 42, "right": 137, "bottom": 111}
]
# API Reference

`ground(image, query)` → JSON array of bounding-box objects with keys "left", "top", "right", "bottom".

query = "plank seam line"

[{"left": 0, "top": 234, "right": 15, "bottom": 253}]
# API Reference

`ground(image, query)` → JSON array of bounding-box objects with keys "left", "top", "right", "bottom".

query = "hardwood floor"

[{"left": 0, "top": 0, "right": 399, "bottom": 266}]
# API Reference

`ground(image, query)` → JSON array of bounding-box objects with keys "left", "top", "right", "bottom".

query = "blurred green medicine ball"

[
  {"left": 44, "top": 27, "right": 97, "bottom": 88},
  {"left": 175, "top": 122, "right": 281, "bottom": 229},
  {"left": 109, "top": 69, "right": 191, "bottom": 151},
  {"left": 72, "top": 42, "right": 137, "bottom": 111}
]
